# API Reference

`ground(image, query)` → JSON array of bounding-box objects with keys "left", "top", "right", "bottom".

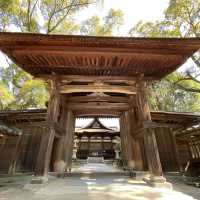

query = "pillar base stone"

[
  {"left": 31, "top": 176, "right": 48, "bottom": 184},
  {"left": 143, "top": 176, "right": 173, "bottom": 190},
  {"left": 130, "top": 170, "right": 150, "bottom": 180}
]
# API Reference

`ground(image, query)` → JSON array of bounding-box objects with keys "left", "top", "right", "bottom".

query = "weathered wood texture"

[
  {"left": 0, "top": 33, "right": 200, "bottom": 79},
  {"left": 60, "top": 84, "right": 136, "bottom": 94},
  {"left": 120, "top": 111, "right": 135, "bottom": 169},
  {"left": 188, "top": 139, "right": 200, "bottom": 159},
  {"left": 35, "top": 80, "right": 61, "bottom": 176},
  {"left": 1, "top": 107, "right": 200, "bottom": 175},
  {"left": 128, "top": 104, "right": 148, "bottom": 171},
  {"left": 0, "top": 125, "right": 43, "bottom": 174},
  {"left": 0, "top": 136, "right": 17, "bottom": 173},
  {"left": 135, "top": 83, "right": 163, "bottom": 176},
  {"left": 176, "top": 140, "right": 192, "bottom": 169},
  {"left": 155, "top": 128, "right": 180, "bottom": 172},
  {"left": 62, "top": 109, "right": 75, "bottom": 170}
]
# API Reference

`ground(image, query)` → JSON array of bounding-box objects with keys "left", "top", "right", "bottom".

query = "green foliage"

[
  {"left": 0, "top": 81, "right": 14, "bottom": 110},
  {"left": 149, "top": 74, "right": 200, "bottom": 112},
  {"left": 0, "top": 62, "right": 48, "bottom": 109},
  {"left": 0, "top": 0, "right": 101, "bottom": 33},
  {"left": 14, "top": 79, "right": 49, "bottom": 109},
  {"left": 0, "top": 0, "right": 107, "bottom": 110},
  {"left": 130, "top": 20, "right": 181, "bottom": 37},
  {"left": 165, "top": 0, "right": 200, "bottom": 37},
  {"left": 130, "top": 0, "right": 200, "bottom": 38},
  {"left": 131, "top": 0, "right": 200, "bottom": 112},
  {"left": 80, "top": 8, "right": 124, "bottom": 36},
  {"left": 1, "top": 62, "right": 31, "bottom": 94}
]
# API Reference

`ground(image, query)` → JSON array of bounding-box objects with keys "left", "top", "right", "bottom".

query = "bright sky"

[
  {"left": 0, "top": 0, "right": 170, "bottom": 68},
  {"left": 75, "top": 0, "right": 169, "bottom": 36},
  {"left": 0, "top": 0, "right": 170, "bottom": 67}
]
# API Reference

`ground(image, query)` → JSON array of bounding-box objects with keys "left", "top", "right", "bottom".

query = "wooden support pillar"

[
  {"left": 88, "top": 136, "right": 91, "bottom": 155},
  {"left": 120, "top": 111, "right": 135, "bottom": 169},
  {"left": 135, "top": 82, "right": 162, "bottom": 176},
  {"left": 49, "top": 104, "right": 75, "bottom": 174},
  {"left": 62, "top": 109, "right": 75, "bottom": 172},
  {"left": 135, "top": 81, "right": 172, "bottom": 189},
  {"left": 0, "top": 136, "right": 6, "bottom": 152},
  {"left": 110, "top": 136, "right": 114, "bottom": 150},
  {"left": 79, "top": 136, "right": 82, "bottom": 151},
  {"left": 120, "top": 113, "right": 129, "bottom": 167},
  {"left": 8, "top": 135, "right": 23, "bottom": 174},
  {"left": 101, "top": 136, "right": 104, "bottom": 155},
  {"left": 35, "top": 79, "right": 60, "bottom": 177},
  {"left": 129, "top": 104, "right": 148, "bottom": 171}
]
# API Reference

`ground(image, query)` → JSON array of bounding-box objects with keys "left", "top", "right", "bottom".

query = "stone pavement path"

[
  {"left": 72, "top": 163, "right": 122, "bottom": 173},
  {"left": 0, "top": 164, "right": 199, "bottom": 200}
]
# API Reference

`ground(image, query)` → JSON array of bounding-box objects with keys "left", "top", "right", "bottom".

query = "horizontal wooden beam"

[
  {"left": 60, "top": 84, "right": 136, "bottom": 94},
  {"left": 68, "top": 102, "right": 129, "bottom": 111},
  {"left": 74, "top": 109, "right": 121, "bottom": 117},
  {"left": 36, "top": 75, "right": 153, "bottom": 83},
  {"left": 68, "top": 95, "right": 129, "bottom": 103},
  {"left": 132, "top": 121, "right": 181, "bottom": 138},
  {"left": 11, "top": 47, "right": 193, "bottom": 56}
]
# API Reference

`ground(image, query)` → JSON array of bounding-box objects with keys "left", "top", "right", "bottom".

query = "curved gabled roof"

[{"left": 76, "top": 118, "right": 117, "bottom": 133}]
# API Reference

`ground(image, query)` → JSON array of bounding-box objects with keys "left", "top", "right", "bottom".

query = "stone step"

[
  {"left": 64, "top": 171, "right": 130, "bottom": 177},
  {"left": 49, "top": 171, "right": 130, "bottom": 177},
  {"left": 87, "top": 157, "right": 104, "bottom": 163}
]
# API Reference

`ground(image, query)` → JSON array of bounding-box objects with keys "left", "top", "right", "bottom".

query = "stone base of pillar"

[
  {"left": 130, "top": 170, "right": 150, "bottom": 180},
  {"left": 143, "top": 176, "right": 173, "bottom": 190},
  {"left": 31, "top": 176, "right": 48, "bottom": 184}
]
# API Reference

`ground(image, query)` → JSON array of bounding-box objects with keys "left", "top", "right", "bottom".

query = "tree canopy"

[
  {"left": 0, "top": 0, "right": 124, "bottom": 110},
  {"left": 0, "top": 0, "right": 199, "bottom": 113},
  {"left": 80, "top": 8, "right": 123, "bottom": 36},
  {"left": 131, "top": 0, "right": 200, "bottom": 112}
]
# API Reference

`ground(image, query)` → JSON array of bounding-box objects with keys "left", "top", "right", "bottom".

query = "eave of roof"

[
  {"left": 0, "top": 109, "right": 200, "bottom": 128},
  {"left": 0, "top": 32, "right": 200, "bottom": 79}
]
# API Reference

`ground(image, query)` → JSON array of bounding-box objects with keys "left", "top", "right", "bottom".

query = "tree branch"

[
  {"left": 186, "top": 71, "right": 200, "bottom": 84},
  {"left": 191, "top": 55, "right": 200, "bottom": 68},
  {"left": 47, "top": 1, "right": 95, "bottom": 33},
  {"left": 27, "top": 0, "right": 31, "bottom": 31},
  {"left": 175, "top": 84, "right": 200, "bottom": 93},
  {"left": 166, "top": 77, "right": 200, "bottom": 93},
  {"left": 47, "top": 0, "right": 58, "bottom": 33},
  {"left": 30, "top": 0, "right": 39, "bottom": 20}
]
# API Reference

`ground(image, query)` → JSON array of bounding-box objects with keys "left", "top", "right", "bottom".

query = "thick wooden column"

[
  {"left": 35, "top": 79, "right": 60, "bottom": 177},
  {"left": 135, "top": 81, "right": 163, "bottom": 177},
  {"left": 62, "top": 109, "right": 75, "bottom": 172},
  {"left": 120, "top": 113, "right": 129, "bottom": 167},
  {"left": 101, "top": 136, "right": 104, "bottom": 155},
  {"left": 120, "top": 111, "right": 135, "bottom": 169},
  {"left": 129, "top": 104, "right": 148, "bottom": 171},
  {"left": 87, "top": 136, "right": 91, "bottom": 155}
]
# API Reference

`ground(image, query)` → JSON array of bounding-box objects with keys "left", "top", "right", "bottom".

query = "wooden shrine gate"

[{"left": 0, "top": 32, "right": 200, "bottom": 187}]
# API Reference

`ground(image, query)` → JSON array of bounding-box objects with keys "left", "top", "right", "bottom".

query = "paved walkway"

[
  {"left": 0, "top": 164, "right": 199, "bottom": 200},
  {"left": 72, "top": 163, "right": 122, "bottom": 173}
]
